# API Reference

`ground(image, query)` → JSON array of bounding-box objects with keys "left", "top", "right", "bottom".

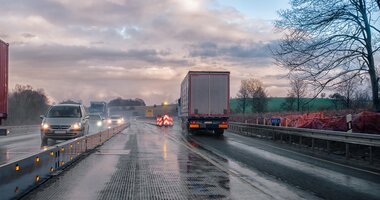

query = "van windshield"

[{"left": 47, "top": 106, "right": 82, "bottom": 118}]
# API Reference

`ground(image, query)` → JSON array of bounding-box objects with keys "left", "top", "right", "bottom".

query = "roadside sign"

[{"left": 145, "top": 109, "right": 154, "bottom": 117}]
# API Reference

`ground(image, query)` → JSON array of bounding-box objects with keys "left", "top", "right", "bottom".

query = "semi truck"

[
  {"left": 0, "top": 40, "right": 8, "bottom": 126},
  {"left": 89, "top": 101, "right": 108, "bottom": 118},
  {"left": 179, "top": 71, "right": 230, "bottom": 135}
]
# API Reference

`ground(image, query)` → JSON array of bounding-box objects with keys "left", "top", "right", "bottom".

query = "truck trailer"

[
  {"left": 89, "top": 101, "right": 108, "bottom": 118},
  {"left": 179, "top": 71, "right": 230, "bottom": 135},
  {"left": 0, "top": 40, "right": 8, "bottom": 126}
]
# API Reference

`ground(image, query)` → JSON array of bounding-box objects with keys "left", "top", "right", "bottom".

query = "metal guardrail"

[
  {"left": 0, "top": 123, "right": 129, "bottom": 200},
  {"left": 228, "top": 122, "right": 380, "bottom": 163}
]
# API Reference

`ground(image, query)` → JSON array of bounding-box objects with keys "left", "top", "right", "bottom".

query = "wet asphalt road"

[
  {"left": 0, "top": 123, "right": 106, "bottom": 165},
  {"left": 0, "top": 127, "right": 41, "bottom": 165},
  {"left": 22, "top": 121, "right": 323, "bottom": 200},
  {"left": 6, "top": 120, "right": 378, "bottom": 199},
  {"left": 187, "top": 130, "right": 380, "bottom": 200}
]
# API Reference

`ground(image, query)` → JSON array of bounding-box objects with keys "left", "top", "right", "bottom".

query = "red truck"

[{"left": 0, "top": 39, "right": 8, "bottom": 126}]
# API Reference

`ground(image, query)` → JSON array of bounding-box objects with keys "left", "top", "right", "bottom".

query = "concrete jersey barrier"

[{"left": 0, "top": 123, "right": 129, "bottom": 200}]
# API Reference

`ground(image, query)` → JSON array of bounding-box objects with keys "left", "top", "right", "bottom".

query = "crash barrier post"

[
  {"left": 346, "top": 114, "right": 353, "bottom": 133},
  {"left": 0, "top": 123, "right": 129, "bottom": 200}
]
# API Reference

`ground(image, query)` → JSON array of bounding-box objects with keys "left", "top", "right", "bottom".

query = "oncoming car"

[
  {"left": 88, "top": 113, "right": 105, "bottom": 132},
  {"left": 107, "top": 115, "right": 124, "bottom": 125},
  {"left": 40, "top": 104, "right": 89, "bottom": 144}
]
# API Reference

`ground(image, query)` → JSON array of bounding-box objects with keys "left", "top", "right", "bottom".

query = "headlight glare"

[
  {"left": 71, "top": 123, "right": 81, "bottom": 130},
  {"left": 41, "top": 123, "right": 49, "bottom": 130}
]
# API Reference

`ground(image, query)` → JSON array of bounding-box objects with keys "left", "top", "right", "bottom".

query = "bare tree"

[
  {"left": 330, "top": 93, "right": 346, "bottom": 110},
  {"left": 289, "top": 77, "right": 308, "bottom": 111},
  {"left": 352, "top": 90, "right": 371, "bottom": 109},
  {"left": 6, "top": 85, "right": 49, "bottom": 125},
  {"left": 245, "top": 79, "right": 268, "bottom": 113},
  {"left": 335, "top": 75, "right": 360, "bottom": 108},
  {"left": 252, "top": 86, "right": 268, "bottom": 113},
  {"left": 273, "top": 0, "right": 380, "bottom": 111},
  {"left": 236, "top": 80, "right": 250, "bottom": 114},
  {"left": 321, "top": 93, "right": 326, "bottom": 98},
  {"left": 281, "top": 93, "right": 296, "bottom": 111}
]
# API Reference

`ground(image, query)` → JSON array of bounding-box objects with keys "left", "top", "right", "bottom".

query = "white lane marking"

[
  {"left": 227, "top": 132, "right": 380, "bottom": 176},
  {"left": 95, "top": 150, "right": 131, "bottom": 155}
]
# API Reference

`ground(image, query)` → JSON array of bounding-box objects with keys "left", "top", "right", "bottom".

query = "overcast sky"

[{"left": 0, "top": 0, "right": 291, "bottom": 105}]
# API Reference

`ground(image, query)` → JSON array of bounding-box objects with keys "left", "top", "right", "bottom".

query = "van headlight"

[
  {"left": 41, "top": 123, "right": 49, "bottom": 130},
  {"left": 71, "top": 123, "right": 81, "bottom": 130}
]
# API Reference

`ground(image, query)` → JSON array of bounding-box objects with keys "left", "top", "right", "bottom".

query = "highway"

[{"left": 16, "top": 120, "right": 380, "bottom": 200}]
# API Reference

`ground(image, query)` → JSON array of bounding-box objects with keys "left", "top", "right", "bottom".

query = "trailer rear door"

[{"left": 190, "top": 72, "right": 229, "bottom": 116}]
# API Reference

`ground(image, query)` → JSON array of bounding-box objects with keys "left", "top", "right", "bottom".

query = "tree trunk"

[
  {"left": 242, "top": 98, "right": 246, "bottom": 114},
  {"left": 369, "top": 67, "right": 379, "bottom": 111},
  {"left": 360, "top": 0, "right": 380, "bottom": 111},
  {"left": 297, "top": 96, "right": 300, "bottom": 111},
  {"left": 347, "top": 90, "right": 350, "bottom": 109}
]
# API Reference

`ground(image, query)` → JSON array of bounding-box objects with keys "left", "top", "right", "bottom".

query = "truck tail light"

[
  {"left": 219, "top": 121, "right": 228, "bottom": 129},
  {"left": 189, "top": 121, "right": 199, "bottom": 129}
]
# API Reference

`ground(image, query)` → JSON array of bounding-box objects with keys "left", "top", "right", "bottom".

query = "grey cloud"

[
  {"left": 1, "top": 1, "right": 270, "bottom": 45},
  {"left": 264, "top": 83, "right": 289, "bottom": 88},
  {"left": 221, "top": 44, "right": 269, "bottom": 58},
  {"left": 0, "top": 0, "right": 166, "bottom": 26},
  {"left": 90, "top": 41, "right": 105, "bottom": 45},
  {"left": 21, "top": 33, "right": 36, "bottom": 38},
  {"left": 189, "top": 42, "right": 219, "bottom": 57},
  {"left": 1, "top": 0, "right": 284, "bottom": 104},
  {"left": 0, "top": 33, "right": 9, "bottom": 39},
  {"left": 262, "top": 74, "right": 288, "bottom": 80},
  {"left": 10, "top": 41, "right": 27, "bottom": 46},
  {"left": 11, "top": 44, "right": 188, "bottom": 67},
  {"left": 0, "top": 0, "right": 70, "bottom": 22},
  {"left": 189, "top": 42, "right": 273, "bottom": 65}
]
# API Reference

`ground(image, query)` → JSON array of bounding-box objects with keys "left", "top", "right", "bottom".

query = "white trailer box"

[{"left": 179, "top": 71, "right": 230, "bottom": 135}]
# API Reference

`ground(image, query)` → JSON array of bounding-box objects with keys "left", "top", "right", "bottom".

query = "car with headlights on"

[
  {"left": 107, "top": 115, "right": 124, "bottom": 125},
  {"left": 40, "top": 104, "right": 89, "bottom": 144},
  {"left": 88, "top": 113, "right": 105, "bottom": 133}
]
